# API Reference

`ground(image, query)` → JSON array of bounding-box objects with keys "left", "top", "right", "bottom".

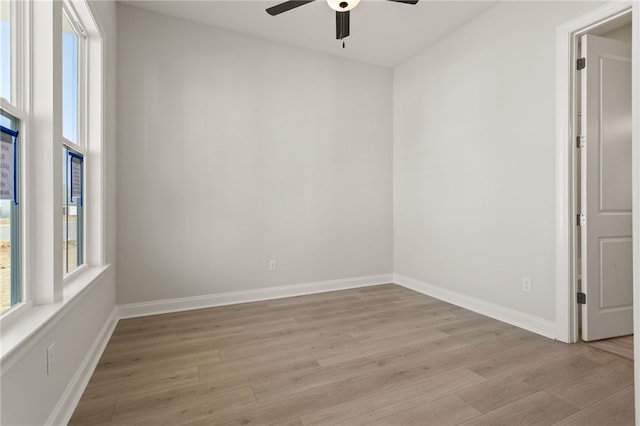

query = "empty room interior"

[{"left": 0, "top": 0, "right": 639, "bottom": 425}]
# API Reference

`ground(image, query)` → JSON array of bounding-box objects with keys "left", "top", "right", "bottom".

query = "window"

[
  {"left": 63, "top": 148, "right": 83, "bottom": 274},
  {"left": 62, "top": 6, "right": 85, "bottom": 275},
  {"left": 0, "top": 113, "right": 20, "bottom": 314},
  {"left": 62, "top": 10, "right": 79, "bottom": 144},
  {"left": 1, "top": 0, "right": 12, "bottom": 102},
  {"left": 0, "top": 0, "right": 105, "bottom": 327},
  {"left": 0, "top": 0, "right": 23, "bottom": 315}
]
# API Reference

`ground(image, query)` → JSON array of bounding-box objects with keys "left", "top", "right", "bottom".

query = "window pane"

[
  {"left": 62, "top": 13, "right": 78, "bottom": 144},
  {"left": 1, "top": 110, "right": 19, "bottom": 314},
  {"left": 63, "top": 147, "right": 83, "bottom": 274},
  {"left": 0, "top": 0, "right": 11, "bottom": 102}
]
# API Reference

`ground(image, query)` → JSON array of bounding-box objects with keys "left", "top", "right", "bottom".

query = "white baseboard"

[
  {"left": 394, "top": 273, "right": 557, "bottom": 339},
  {"left": 46, "top": 307, "right": 119, "bottom": 426},
  {"left": 117, "top": 274, "right": 394, "bottom": 319}
]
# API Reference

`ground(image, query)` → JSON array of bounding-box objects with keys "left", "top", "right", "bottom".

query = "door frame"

[
  {"left": 555, "top": 1, "right": 638, "bottom": 422},
  {"left": 555, "top": 2, "right": 634, "bottom": 343}
]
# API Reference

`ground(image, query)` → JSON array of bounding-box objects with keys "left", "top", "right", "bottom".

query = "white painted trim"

[
  {"left": 554, "top": 1, "right": 633, "bottom": 344},
  {"left": 46, "top": 307, "right": 118, "bottom": 426},
  {"left": 555, "top": 18, "right": 574, "bottom": 343},
  {"left": 30, "top": 0, "right": 64, "bottom": 305},
  {"left": 0, "top": 265, "right": 110, "bottom": 374},
  {"left": 118, "top": 274, "right": 394, "bottom": 319},
  {"left": 394, "top": 274, "right": 557, "bottom": 340}
]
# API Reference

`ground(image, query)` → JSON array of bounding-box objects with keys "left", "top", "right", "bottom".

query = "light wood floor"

[
  {"left": 70, "top": 284, "right": 635, "bottom": 425},
  {"left": 586, "top": 335, "right": 634, "bottom": 360}
]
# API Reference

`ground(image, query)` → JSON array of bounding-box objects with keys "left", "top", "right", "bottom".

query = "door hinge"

[
  {"left": 576, "top": 135, "right": 585, "bottom": 148},
  {"left": 577, "top": 57, "right": 586, "bottom": 70},
  {"left": 577, "top": 292, "right": 586, "bottom": 304},
  {"left": 577, "top": 214, "right": 586, "bottom": 226}
]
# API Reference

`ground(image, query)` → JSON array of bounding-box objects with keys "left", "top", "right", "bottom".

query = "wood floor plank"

[
  {"left": 110, "top": 385, "right": 257, "bottom": 426},
  {"left": 197, "top": 356, "right": 322, "bottom": 390},
  {"left": 82, "top": 366, "right": 200, "bottom": 400},
  {"left": 288, "top": 293, "right": 398, "bottom": 316},
  {"left": 467, "top": 335, "right": 616, "bottom": 381},
  {"left": 544, "top": 357, "right": 634, "bottom": 409},
  {"left": 98, "top": 340, "right": 221, "bottom": 368},
  {"left": 153, "top": 329, "right": 257, "bottom": 351},
  {"left": 461, "top": 391, "right": 579, "bottom": 426},
  {"left": 68, "top": 396, "right": 115, "bottom": 425},
  {"left": 368, "top": 394, "right": 481, "bottom": 426},
  {"left": 346, "top": 311, "right": 460, "bottom": 339},
  {"left": 261, "top": 328, "right": 525, "bottom": 405},
  {"left": 313, "top": 326, "right": 449, "bottom": 366},
  {"left": 217, "top": 330, "right": 356, "bottom": 361},
  {"left": 265, "top": 290, "right": 363, "bottom": 308},
  {"left": 552, "top": 384, "right": 635, "bottom": 426},
  {"left": 70, "top": 285, "right": 635, "bottom": 426},
  {"left": 299, "top": 367, "right": 485, "bottom": 425},
  {"left": 250, "top": 332, "right": 461, "bottom": 405},
  {"left": 87, "top": 351, "right": 221, "bottom": 388},
  {"left": 585, "top": 335, "right": 634, "bottom": 360},
  {"left": 205, "top": 364, "right": 439, "bottom": 425},
  {"left": 455, "top": 352, "right": 602, "bottom": 414},
  {"left": 569, "top": 342, "right": 622, "bottom": 364},
  {"left": 255, "top": 320, "right": 358, "bottom": 341}
]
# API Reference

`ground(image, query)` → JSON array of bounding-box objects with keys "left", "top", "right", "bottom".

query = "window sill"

[{"left": 0, "top": 264, "right": 111, "bottom": 375}]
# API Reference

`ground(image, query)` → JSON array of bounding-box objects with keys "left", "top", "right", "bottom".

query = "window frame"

[
  {"left": 0, "top": 0, "right": 106, "bottom": 330},
  {"left": 2, "top": 0, "right": 29, "bottom": 109},
  {"left": 0, "top": 0, "right": 29, "bottom": 316},
  {"left": 61, "top": 0, "right": 87, "bottom": 278}
]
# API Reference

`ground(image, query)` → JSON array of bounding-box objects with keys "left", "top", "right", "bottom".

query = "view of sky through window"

[{"left": 63, "top": 13, "right": 79, "bottom": 144}]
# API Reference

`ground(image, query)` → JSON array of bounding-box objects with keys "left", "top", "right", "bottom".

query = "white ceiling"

[{"left": 119, "top": 0, "right": 498, "bottom": 68}]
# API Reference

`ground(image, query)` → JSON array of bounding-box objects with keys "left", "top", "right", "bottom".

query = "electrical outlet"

[
  {"left": 47, "top": 343, "right": 55, "bottom": 375},
  {"left": 269, "top": 260, "right": 277, "bottom": 271},
  {"left": 522, "top": 278, "right": 532, "bottom": 293}
]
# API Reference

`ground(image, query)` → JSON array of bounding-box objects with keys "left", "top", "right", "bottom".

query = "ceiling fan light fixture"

[{"left": 326, "top": 0, "right": 360, "bottom": 12}]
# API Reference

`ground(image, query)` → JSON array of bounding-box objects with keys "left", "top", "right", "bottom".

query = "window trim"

[{"left": 71, "top": 0, "right": 106, "bottom": 268}]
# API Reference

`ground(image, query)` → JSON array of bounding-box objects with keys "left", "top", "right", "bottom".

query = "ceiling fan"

[{"left": 266, "top": 0, "right": 419, "bottom": 48}]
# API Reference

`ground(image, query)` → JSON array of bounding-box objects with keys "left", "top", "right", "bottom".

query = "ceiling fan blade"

[
  {"left": 336, "top": 10, "right": 350, "bottom": 40},
  {"left": 266, "top": 0, "right": 316, "bottom": 16},
  {"left": 385, "top": 0, "right": 419, "bottom": 4}
]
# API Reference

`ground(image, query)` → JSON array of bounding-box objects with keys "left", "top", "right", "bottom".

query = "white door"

[{"left": 580, "top": 34, "right": 633, "bottom": 341}]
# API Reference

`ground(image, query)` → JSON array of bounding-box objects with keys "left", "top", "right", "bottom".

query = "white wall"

[
  {"left": 393, "top": 1, "right": 603, "bottom": 323},
  {"left": 0, "top": 1, "right": 118, "bottom": 425},
  {"left": 116, "top": 5, "right": 393, "bottom": 305}
]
